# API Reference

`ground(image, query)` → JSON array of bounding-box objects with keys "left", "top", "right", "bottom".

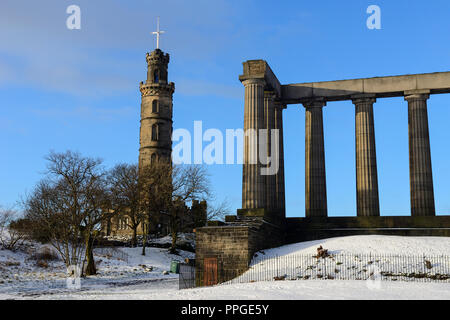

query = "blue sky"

[{"left": 1, "top": 0, "right": 449, "bottom": 217}]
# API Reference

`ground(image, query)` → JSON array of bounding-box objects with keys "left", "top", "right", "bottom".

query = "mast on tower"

[{"left": 152, "top": 16, "right": 165, "bottom": 49}]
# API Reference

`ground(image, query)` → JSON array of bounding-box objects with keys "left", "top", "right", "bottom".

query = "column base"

[
  {"left": 237, "top": 208, "right": 267, "bottom": 217},
  {"left": 237, "top": 208, "right": 285, "bottom": 226}
]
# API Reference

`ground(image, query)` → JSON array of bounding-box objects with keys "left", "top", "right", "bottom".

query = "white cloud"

[
  {"left": 0, "top": 0, "right": 237, "bottom": 97},
  {"left": 31, "top": 106, "right": 134, "bottom": 122},
  {"left": 176, "top": 79, "right": 241, "bottom": 99}
]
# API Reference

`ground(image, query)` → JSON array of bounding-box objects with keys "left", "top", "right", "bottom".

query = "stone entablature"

[{"left": 282, "top": 72, "right": 450, "bottom": 103}]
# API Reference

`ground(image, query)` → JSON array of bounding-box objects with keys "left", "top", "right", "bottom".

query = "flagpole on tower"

[{"left": 152, "top": 16, "right": 165, "bottom": 49}]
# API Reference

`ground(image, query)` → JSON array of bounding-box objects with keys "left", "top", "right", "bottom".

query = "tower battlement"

[
  {"left": 146, "top": 49, "right": 170, "bottom": 65},
  {"left": 145, "top": 49, "right": 170, "bottom": 85},
  {"left": 139, "top": 82, "right": 175, "bottom": 97}
]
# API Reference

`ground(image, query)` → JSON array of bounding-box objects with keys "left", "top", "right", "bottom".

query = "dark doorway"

[{"left": 203, "top": 257, "right": 218, "bottom": 286}]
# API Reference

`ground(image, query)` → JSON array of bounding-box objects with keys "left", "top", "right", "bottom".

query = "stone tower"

[{"left": 139, "top": 49, "right": 175, "bottom": 170}]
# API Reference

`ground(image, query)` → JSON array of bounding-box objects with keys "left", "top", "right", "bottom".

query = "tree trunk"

[
  {"left": 132, "top": 226, "right": 137, "bottom": 248},
  {"left": 141, "top": 221, "right": 147, "bottom": 256},
  {"left": 170, "top": 229, "right": 177, "bottom": 254},
  {"left": 170, "top": 213, "right": 178, "bottom": 254},
  {"left": 84, "top": 234, "right": 96, "bottom": 276}
]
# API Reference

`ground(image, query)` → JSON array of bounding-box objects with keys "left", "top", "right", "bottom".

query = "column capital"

[
  {"left": 241, "top": 78, "right": 265, "bottom": 87},
  {"left": 351, "top": 94, "right": 376, "bottom": 105},
  {"left": 273, "top": 100, "right": 287, "bottom": 110},
  {"left": 404, "top": 89, "right": 430, "bottom": 101},
  {"left": 264, "top": 90, "right": 277, "bottom": 100},
  {"left": 302, "top": 98, "right": 326, "bottom": 109}
]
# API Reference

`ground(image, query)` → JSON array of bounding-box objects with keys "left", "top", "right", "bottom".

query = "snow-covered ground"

[
  {"left": 105, "top": 233, "right": 195, "bottom": 248},
  {"left": 256, "top": 235, "right": 450, "bottom": 256},
  {"left": 230, "top": 235, "right": 450, "bottom": 283},
  {"left": 0, "top": 235, "right": 449, "bottom": 300},
  {"left": 29, "top": 279, "right": 450, "bottom": 300},
  {"left": 0, "top": 242, "right": 193, "bottom": 299}
]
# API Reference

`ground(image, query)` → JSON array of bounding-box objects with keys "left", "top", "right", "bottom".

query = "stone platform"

[{"left": 194, "top": 215, "right": 450, "bottom": 286}]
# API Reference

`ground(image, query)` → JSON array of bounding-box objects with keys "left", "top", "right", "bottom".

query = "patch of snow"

[
  {"left": 1, "top": 235, "right": 449, "bottom": 300},
  {"left": 234, "top": 235, "right": 450, "bottom": 283},
  {"left": 256, "top": 235, "right": 450, "bottom": 257},
  {"left": 9, "top": 280, "right": 450, "bottom": 300},
  {"left": 0, "top": 238, "right": 193, "bottom": 299}
]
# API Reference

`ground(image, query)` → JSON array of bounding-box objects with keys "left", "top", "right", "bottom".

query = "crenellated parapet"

[
  {"left": 139, "top": 81, "right": 175, "bottom": 97},
  {"left": 145, "top": 49, "right": 170, "bottom": 86},
  {"left": 146, "top": 49, "right": 170, "bottom": 65}
]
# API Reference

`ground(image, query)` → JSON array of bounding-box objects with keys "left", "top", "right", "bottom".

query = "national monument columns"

[
  {"left": 239, "top": 60, "right": 287, "bottom": 220},
  {"left": 241, "top": 78, "right": 266, "bottom": 210},
  {"left": 352, "top": 94, "right": 380, "bottom": 217},
  {"left": 237, "top": 59, "right": 447, "bottom": 219},
  {"left": 264, "top": 91, "right": 277, "bottom": 211},
  {"left": 303, "top": 99, "right": 328, "bottom": 217},
  {"left": 274, "top": 101, "right": 286, "bottom": 217},
  {"left": 405, "top": 91, "right": 436, "bottom": 216}
]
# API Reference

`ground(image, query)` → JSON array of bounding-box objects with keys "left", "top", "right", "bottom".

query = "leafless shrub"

[
  {"left": 0, "top": 207, "right": 26, "bottom": 251},
  {"left": 29, "top": 246, "right": 59, "bottom": 262}
]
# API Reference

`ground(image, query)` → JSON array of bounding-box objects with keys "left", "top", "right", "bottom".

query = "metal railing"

[
  {"left": 179, "top": 263, "right": 195, "bottom": 289},
  {"left": 179, "top": 253, "right": 450, "bottom": 289},
  {"left": 94, "top": 247, "right": 129, "bottom": 263}
]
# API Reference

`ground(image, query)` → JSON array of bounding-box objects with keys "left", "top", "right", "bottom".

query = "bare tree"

[
  {"left": 207, "top": 198, "right": 231, "bottom": 222},
  {"left": 168, "top": 165, "right": 211, "bottom": 253},
  {"left": 23, "top": 151, "right": 109, "bottom": 276},
  {"left": 107, "top": 163, "right": 141, "bottom": 247},
  {"left": 24, "top": 179, "right": 85, "bottom": 267},
  {"left": 139, "top": 163, "right": 221, "bottom": 254}
]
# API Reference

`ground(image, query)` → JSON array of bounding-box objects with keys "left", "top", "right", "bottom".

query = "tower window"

[
  {"left": 154, "top": 69, "right": 159, "bottom": 83},
  {"left": 152, "top": 124, "right": 159, "bottom": 141},
  {"left": 152, "top": 100, "right": 159, "bottom": 113}
]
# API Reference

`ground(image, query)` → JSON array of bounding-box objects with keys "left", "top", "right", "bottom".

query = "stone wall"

[
  {"left": 195, "top": 220, "right": 284, "bottom": 286},
  {"left": 286, "top": 216, "right": 450, "bottom": 243},
  {"left": 195, "top": 226, "right": 250, "bottom": 286}
]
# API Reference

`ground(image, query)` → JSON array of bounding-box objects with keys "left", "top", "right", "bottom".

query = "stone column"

[
  {"left": 264, "top": 91, "right": 277, "bottom": 210},
  {"left": 242, "top": 78, "right": 266, "bottom": 209},
  {"left": 405, "top": 90, "right": 435, "bottom": 216},
  {"left": 352, "top": 94, "right": 380, "bottom": 217},
  {"left": 303, "top": 99, "right": 328, "bottom": 218},
  {"left": 274, "top": 102, "right": 286, "bottom": 217}
]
